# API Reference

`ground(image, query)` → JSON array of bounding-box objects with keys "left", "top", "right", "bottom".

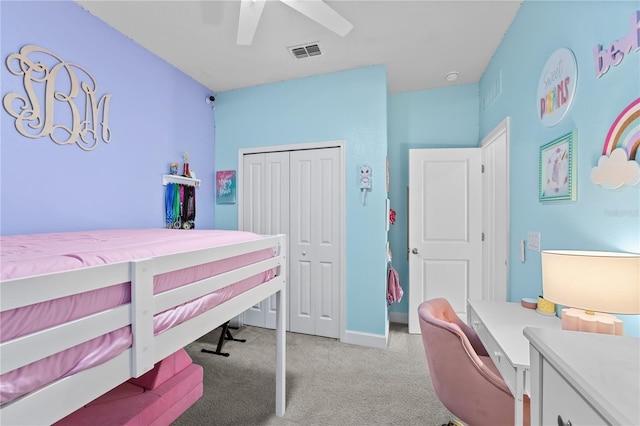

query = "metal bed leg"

[{"left": 201, "top": 321, "right": 245, "bottom": 357}]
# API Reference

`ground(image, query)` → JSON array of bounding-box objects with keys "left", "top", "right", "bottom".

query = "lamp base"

[{"left": 561, "top": 308, "right": 623, "bottom": 335}]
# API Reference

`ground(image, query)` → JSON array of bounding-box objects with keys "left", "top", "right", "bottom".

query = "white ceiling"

[{"left": 76, "top": 0, "right": 522, "bottom": 94}]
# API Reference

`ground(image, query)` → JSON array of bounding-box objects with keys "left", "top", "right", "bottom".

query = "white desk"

[{"left": 467, "top": 300, "right": 562, "bottom": 426}]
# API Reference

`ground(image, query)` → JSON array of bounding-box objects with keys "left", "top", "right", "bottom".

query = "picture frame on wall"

[
  {"left": 216, "top": 170, "right": 237, "bottom": 204},
  {"left": 539, "top": 131, "right": 576, "bottom": 202}
]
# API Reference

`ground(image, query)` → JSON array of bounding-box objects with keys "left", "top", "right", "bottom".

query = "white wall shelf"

[{"left": 162, "top": 174, "right": 201, "bottom": 188}]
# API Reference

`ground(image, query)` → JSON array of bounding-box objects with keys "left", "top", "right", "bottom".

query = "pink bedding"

[{"left": 0, "top": 229, "right": 277, "bottom": 404}]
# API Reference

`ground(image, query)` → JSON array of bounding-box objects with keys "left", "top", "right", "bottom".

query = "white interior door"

[
  {"left": 289, "top": 147, "right": 341, "bottom": 338},
  {"left": 481, "top": 118, "right": 509, "bottom": 302},
  {"left": 408, "top": 148, "right": 483, "bottom": 334}
]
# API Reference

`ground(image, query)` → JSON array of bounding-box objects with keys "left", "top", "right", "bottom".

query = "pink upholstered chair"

[{"left": 418, "top": 298, "right": 529, "bottom": 426}]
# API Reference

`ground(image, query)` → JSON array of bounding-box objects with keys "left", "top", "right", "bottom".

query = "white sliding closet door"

[
  {"left": 242, "top": 152, "right": 290, "bottom": 328},
  {"left": 241, "top": 147, "right": 341, "bottom": 338},
  {"left": 289, "top": 148, "right": 341, "bottom": 338}
]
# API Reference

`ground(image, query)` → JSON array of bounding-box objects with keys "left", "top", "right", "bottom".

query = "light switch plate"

[{"left": 527, "top": 232, "right": 540, "bottom": 252}]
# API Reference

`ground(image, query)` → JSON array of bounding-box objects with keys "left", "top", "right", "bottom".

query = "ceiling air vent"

[{"left": 288, "top": 43, "right": 322, "bottom": 60}]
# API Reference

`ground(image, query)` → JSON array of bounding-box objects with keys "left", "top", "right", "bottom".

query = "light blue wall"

[
  {"left": 479, "top": 0, "right": 640, "bottom": 335},
  {"left": 1, "top": 0, "right": 216, "bottom": 235},
  {"left": 387, "top": 84, "right": 481, "bottom": 315},
  {"left": 213, "top": 66, "right": 389, "bottom": 336}
]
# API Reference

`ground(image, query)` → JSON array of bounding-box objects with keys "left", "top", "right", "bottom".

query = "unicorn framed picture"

[{"left": 539, "top": 131, "right": 577, "bottom": 202}]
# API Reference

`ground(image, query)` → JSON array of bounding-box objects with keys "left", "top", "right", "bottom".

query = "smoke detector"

[{"left": 445, "top": 71, "right": 459, "bottom": 82}]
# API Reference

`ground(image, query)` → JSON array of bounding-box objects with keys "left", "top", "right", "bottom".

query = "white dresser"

[{"left": 524, "top": 327, "right": 640, "bottom": 426}]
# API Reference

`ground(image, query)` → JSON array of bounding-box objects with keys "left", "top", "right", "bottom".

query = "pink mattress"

[{"left": 0, "top": 229, "right": 277, "bottom": 404}]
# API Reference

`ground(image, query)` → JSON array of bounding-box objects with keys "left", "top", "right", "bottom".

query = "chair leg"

[{"left": 442, "top": 420, "right": 464, "bottom": 426}]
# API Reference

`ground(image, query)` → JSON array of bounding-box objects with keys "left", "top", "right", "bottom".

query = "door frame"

[
  {"left": 237, "top": 140, "right": 346, "bottom": 341},
  {"left": 480, "top": 117, "right": 510, "bottom": 302}
]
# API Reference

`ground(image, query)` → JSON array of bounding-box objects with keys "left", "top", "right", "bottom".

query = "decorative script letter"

[{"left": 2, "top": 45, "right": 112, "bottom": 151}]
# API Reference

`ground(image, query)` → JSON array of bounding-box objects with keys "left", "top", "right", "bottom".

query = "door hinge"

[
  {"left": 481, "top": 232, "right": 485, "bottom": 241},
  {"left": 481, "top": 164, "right": 485, "bottom": 173}
]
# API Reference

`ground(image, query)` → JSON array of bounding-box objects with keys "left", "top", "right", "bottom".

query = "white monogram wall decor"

[{"left": 3, "top": 45, "right": 112, "bottom": 151}]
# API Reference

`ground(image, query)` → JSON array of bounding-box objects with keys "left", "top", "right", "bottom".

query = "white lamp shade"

[{"left": 541, "top": 250, "right": 640, "bottom": 315}]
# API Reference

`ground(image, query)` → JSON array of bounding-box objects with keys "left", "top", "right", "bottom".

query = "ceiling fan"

[{"left": 237, "top": 0, "right": 354, "bottom": 45}]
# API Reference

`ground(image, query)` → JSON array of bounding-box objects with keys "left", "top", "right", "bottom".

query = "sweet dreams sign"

[{"left": 536, "top": 48, "right": 577, "bottom": 127}]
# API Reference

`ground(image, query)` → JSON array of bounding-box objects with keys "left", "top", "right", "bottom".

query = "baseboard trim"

[
  {"left": 389, "top": 312, "right": 408, "bottom": 324},
  {"left": 342, "top": 329, "right": 388, "bottom": 349}
]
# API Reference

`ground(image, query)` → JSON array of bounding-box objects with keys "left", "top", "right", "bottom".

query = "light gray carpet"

[{"left": 172, "top": 322, "right": 456, "bottom": 426}]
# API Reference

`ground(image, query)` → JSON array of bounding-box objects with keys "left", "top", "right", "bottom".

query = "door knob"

[
  {"left": 302, "top": 251, "right": 307, "bottom": 256},
  {"left": 411, "top": 248, "right": 418, "bottom": 254}
]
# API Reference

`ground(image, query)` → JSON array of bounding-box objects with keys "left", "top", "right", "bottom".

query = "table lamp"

[{"left": 541, "top": 250, "right": 640, "bottom": 335}]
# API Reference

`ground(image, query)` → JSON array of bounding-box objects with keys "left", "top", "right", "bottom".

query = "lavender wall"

[{"left": 1, "top": 0, "right": 216, "bottom": 235}]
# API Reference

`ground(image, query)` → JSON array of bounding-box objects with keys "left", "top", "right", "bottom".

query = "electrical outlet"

[{"left": 527, "top": 232, "right": 540, "bottom": 252}]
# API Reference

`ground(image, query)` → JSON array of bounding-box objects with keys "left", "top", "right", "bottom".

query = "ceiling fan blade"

[
  {"left": 237, "top": 0, "right": 267, "bottom": 45},
  {"left": 280, "top": 0, "right": 353, "bottom": 37}
]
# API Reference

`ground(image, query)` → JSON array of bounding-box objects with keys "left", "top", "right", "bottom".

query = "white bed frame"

[{"left": 0, "top": 233, "right": 287, "bottom": 425}]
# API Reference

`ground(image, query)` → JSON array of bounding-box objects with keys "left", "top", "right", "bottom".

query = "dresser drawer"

[
  {"left": 541, "top": 359, "right": 606, "bottom": 425},
  {"left": 469, "top": 306, "right": 517, "bottom": 394}
]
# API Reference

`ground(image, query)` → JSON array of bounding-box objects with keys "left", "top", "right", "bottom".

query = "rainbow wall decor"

[{"left": 591, "top": 98, "right": 640, "bottom": 189}]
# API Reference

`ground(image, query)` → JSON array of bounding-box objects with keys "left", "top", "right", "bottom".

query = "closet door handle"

[{"left": 411, "top": 248, "right": 419, "bottom": 254}]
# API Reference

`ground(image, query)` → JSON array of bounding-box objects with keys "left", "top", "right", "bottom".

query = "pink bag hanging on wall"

[{"left": 387, "top": 266, "right": 403, "bottom": 305}]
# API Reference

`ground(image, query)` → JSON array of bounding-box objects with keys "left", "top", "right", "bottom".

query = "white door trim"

[
  {"left": 238, "top": 140, "right": 346, "bottom": 341},
  {"left": 480, "top": 117, "right": 510, "bottom": 301}
]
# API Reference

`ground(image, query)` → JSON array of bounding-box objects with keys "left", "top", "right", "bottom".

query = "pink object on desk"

[
  {"left": 561, "top": 308, "right": 624, "bottom": 335},
  {"left": 520, "top": 298, "right": 537, "bottom": 309}
]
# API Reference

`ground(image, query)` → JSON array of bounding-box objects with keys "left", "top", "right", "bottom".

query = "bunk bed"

[{"left": 0, "top": 229, "right": 287, "bottom": 425}]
